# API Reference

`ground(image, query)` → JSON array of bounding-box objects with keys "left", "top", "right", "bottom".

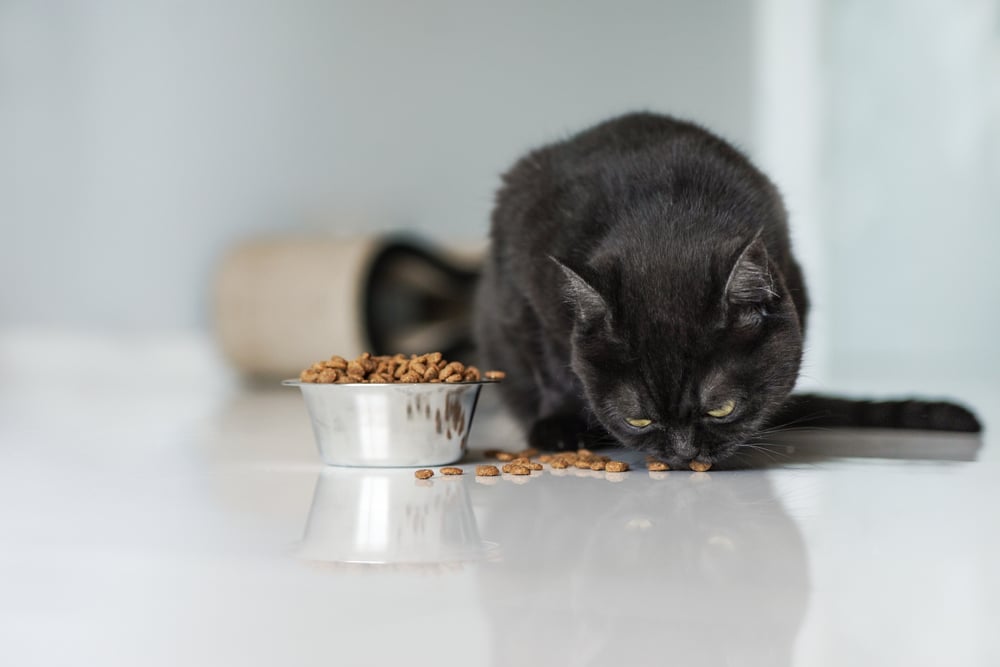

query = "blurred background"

[{"left": 1, "top": 0, "right": 997, "bottom": 403}]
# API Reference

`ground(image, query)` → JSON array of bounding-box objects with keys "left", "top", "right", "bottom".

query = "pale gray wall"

[
  {"left": 822, "top": 0, "right": 1000, "bottom": 387},
  {"left": 0, "top": 0, "right": 756, "bottom": 331}
]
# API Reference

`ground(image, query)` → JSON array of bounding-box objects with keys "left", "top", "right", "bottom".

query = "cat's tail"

[{"left": 769, "top": 394, "right": 982, "bottom": 433}]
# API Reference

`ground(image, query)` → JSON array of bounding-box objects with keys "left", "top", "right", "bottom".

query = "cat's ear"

[
  {"left": 550, "top": 257, "right": 610, "bottom": 324},
  {"left": 724, "top": 232, "right": 777, "bottom": 306}
]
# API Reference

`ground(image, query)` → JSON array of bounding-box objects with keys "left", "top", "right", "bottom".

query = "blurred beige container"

[
  {"left": 214, "top": 237, "right": 379, "bottom": 379},
  {"left": 213, "top": 235, "right": 484, "bottom": 379}
]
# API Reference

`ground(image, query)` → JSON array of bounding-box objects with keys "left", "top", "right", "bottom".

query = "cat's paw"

[{"left": 528, "top": 415, "right": 589, "bottom": 451}]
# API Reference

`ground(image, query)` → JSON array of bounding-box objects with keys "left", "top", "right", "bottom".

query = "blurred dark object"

[
  {"left": 366, "top": 238, "right": 479, "bottom": 362},
  {"left": 214, "top": 235, "right": 481, "bottom": 379}
]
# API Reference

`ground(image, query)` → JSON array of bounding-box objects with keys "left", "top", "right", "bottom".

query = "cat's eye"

[
  {"left": 706, "top": 400, "right": 736, "bottom": 419},
  {"left": 625, "top": 418, "right": 653, "bottom": 428}
]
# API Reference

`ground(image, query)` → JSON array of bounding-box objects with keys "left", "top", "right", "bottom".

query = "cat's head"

[{"left": 556, "top": 233, "right": 804, "bottom": 467}]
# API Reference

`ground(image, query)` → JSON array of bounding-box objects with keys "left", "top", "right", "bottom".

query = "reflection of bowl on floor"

[
  {"left": 298, "top": 468, "right": 492, "bottom": 566},
  {"left": 284, "top": 380, "right": 488, "bottom": 467}
]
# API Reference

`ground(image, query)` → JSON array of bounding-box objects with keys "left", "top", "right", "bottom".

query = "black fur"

[{"left": 474, "top": 112, "right": 981, "bottom": 466}]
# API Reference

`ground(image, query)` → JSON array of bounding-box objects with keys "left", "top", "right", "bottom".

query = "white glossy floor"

[{"left": 1, "top": 335, "right": 998, "bottom": 666}]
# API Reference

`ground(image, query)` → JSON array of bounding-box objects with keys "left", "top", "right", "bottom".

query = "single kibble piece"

[
  {"left": 549, "top": 459, "right": 570, "bottom": 469},
  {"left": 538, "top": 454, "right": 553, "bottom": 463},
  {"left": 525, "top": 461, "right": 543, "bottom": 471},
  {"left": 589, "top": 460, "right": 607, "bottom": 471},
  {"left": 440, "top": 467, "right": 463, "bottom": 476},
  {"left": 495, "top": 452, "right": 516, "bottom": 462},
  {"left": 414, "top": 469, "right": 434, "bottom": 480},
  {"left": 605, "top": 461, "right": 630, "bottom": 473},
  {"left": 576, "top": 448, "right": 594, "bottom": 458},
  {"left": 508, "top": 464, "right": 531, "bottom": 475},
  {"left": 648, "top": 461, "right": 670, "bottom": 471},
  {"left": 517, "top": 448, "right": 540, "bottom": 458},
  {"left": 400, "top": 371, "right": 422, "bottom": 383},
  {"left": 463, "top": 367, "right": 482, "bottom": 381},
  {"left": 476, "top": 465, "right": 500, "bottom": 477},
  {"left": 574, "top": 459, "right": 592, "bottom": 469},
  {"left": 300, "top": 369, "right": 319, "bottom": 383},
  {"left": 317, "top": 368, "right": 339, "bottom": 383},
  {"left": 510, "top": 457, "right": 532, "bottom": 466},
  {"left": 484, "top": 370, "right": 506, "bottom": 380},
  {"left": 501, "top": 463, "right": 515, "bottom": 473},
  {"left": 689, "top": 460, "right": 712, "bottom": 472}
]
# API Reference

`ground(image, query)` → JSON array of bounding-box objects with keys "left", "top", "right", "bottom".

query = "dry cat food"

[
  {"left": 414, "top": 469, "right": 434, "bottom": 480},
  {"left": 478, "top": 448, "right": 708, "bottom": 477},
  {"left": 298, "top": 351, "right": 506, "bottom": 385},
  {"left": 476, "top": 465, "right": 500, "bottom": 477},
  {"left": 440, "top": 467, "right": 463, "bottom": 476}
]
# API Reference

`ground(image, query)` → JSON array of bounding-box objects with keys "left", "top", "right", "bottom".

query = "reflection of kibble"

[
  {"left": 298, "top": 352, "right": 504, "bottom": 385},
  {"left": 414, "top": 469, "right": 434, "bottom": 479},
  {"left": 689, "top": 461, "right": 712, "bottom": 472},
  {"left": 648, "top": 461, "right": 670, "bottom": 471},
  {"left": 605, "top": 461, "right": 630, "bottom": 473},
  {"left": 440, "top": 467, "right": 463, "bottom": 476},
  {"left": 476, "top": 465, "right": 500, "bottom": 477}
]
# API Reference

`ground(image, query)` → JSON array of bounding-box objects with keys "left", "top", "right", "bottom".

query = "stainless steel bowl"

[{"left": 283, "top": 380, "right": 487, "bottom": 467}]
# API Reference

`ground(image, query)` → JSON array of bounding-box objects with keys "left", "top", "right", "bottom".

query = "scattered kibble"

[
  {"left": 476, "top": 465, "right": 500, "bottom": 477},
  {"left": 648, "top": 461, "right": 670, "bottom": 471},
  {"left": 484, "top": 370, "right": 507, "bottom": 380},
  {"left": 414, "top": 469, "right": 434, "bottom": 480},
  {"left": 689, "top": 461, "right": 712, "bottom": 472},
  {"left": 495, "top": 451, "right": 517, "bottom": 462},
  {"left": 507, "top": 464, "right": 531, "bottom": 476},
  {"left": 605, "top": 461, "right": 630, "bottom": 473},
  {"left": 589, "top": 460, "right": 607, "bottom": 471},
  {"left": 440, "top": 467, "right": 463, "bottom": 476}
]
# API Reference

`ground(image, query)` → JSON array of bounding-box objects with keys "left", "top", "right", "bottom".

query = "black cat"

[{"left": 474, "top": 112, "right": 980, "bottom": 467}]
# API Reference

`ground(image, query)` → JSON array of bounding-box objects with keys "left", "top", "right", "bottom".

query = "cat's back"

[{"left": 491, "top": 112, "right": 781, "bottom": 267}]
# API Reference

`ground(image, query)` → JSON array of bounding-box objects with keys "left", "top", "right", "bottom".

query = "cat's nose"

[{"left": 668, "top": 427, "right": 696, "bottom": 458}]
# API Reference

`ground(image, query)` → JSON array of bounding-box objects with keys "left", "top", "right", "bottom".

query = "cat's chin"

[{"left": 634, "top": 441, "right": 744, "bottom": 469}]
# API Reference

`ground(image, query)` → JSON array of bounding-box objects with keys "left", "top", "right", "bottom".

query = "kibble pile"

[{"left": 299, "top": 351, "right": 506, "bottom": 384}]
